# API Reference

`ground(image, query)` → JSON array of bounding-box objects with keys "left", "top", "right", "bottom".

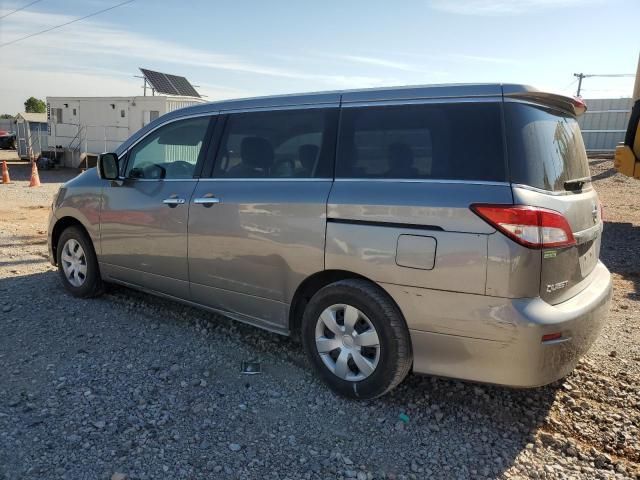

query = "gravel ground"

[{"left": 0, "top": 151, "right": 639, "bottom": 480}]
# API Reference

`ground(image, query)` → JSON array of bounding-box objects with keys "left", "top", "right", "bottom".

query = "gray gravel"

[{"left": 0, "top": 154, "right": 639, "bottom": 479}]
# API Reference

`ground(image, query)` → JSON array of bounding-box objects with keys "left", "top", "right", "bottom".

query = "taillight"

[
  {"left": 471, "top": 204, "right": 576, "bottom": 249},
  {"left": 571, "top": 96, "right": 587, "bottom": 115}
]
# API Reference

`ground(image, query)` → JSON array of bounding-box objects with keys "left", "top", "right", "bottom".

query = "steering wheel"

[{"left": 169, "top": 161, "right": 194, "bottom": 179}]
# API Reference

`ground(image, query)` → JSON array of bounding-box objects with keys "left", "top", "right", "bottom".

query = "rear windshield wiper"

[{"left": 564, "top": 177, "right": 590, "bottom": 191}]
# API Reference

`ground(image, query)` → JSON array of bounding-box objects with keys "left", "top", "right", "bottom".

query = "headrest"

[
  {"left": 241, "top": 136, "right": 274, "bottom": 168},
  {"left": 299, "top": 144, "right": 319, "bottom": 160}
]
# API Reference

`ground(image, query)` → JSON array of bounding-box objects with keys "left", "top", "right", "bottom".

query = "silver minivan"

[{"left": 48, "top": 84, "right": 612, "bottom": 399}]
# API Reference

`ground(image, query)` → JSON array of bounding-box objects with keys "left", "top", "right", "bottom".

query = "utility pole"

[
  {"left": 574, "top": 73, "right": 586, "bottom": 97},
  {"left": 572, "top": 71, "right": 634, "bottom": 98}
]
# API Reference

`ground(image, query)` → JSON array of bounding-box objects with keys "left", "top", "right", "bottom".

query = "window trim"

[
  {"left": 512, "top": 182, "right": 593, "bottom": 196},
  {"left": 333, "top": 178, "right": 509, "bottom": 186},
  {"left": 198, "top": 177, "right": 334, "bottom": 182},
  {"left": 339, "top": 96, "right": 503, "bottom": 110},
  {"left": 118, "top": 113, "right": 216, "bottom": 181},
  {"left": 115, "top": 99, "right": 513, "bottom": 183},
  {"left": 335, "top": 99, "right": 507, "bottom": 182},
  {"left": 202, "top": 114, "right": 228, "bottom": 178}
]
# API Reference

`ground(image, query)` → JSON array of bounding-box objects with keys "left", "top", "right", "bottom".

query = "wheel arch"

[
  {"left": 288, "top": 269, "right": 404, "bottom": 337},
  {"left": 51, "top": 216, "right": 93, "bottom": 265}
]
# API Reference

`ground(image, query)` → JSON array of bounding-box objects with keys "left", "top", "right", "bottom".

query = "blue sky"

[{"left": 0, "top": 0, "right": 638, "bottom": 113}]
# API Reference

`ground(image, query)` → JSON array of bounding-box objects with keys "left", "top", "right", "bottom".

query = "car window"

[
  {"left": 336, "top": 102, "right": 506, "bottom": 181},
  {"left": 125, "top": 116, "right": 211, "bottom": 180},
  {"left": 212, "top": 109, "right": 337, "bottom": 178},
  {"left": 505, "top": 103, "right": 590, "bottom": 192}
]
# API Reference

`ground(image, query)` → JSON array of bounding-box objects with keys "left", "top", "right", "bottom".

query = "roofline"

[
  {"left": 113, "top": 82, "right": 581, "bottom": 157},
  {"left": 15, "top": 112, "right": 47, "bottom": 121},
  {"left": 45, "top": 95, "right": 205, "bottom": 101},
  {"left": 169, "top": 82, "right": 581, "bottom": 115},
  {"left": 203, "top": 82, "right": 507, "bottom": 108}
]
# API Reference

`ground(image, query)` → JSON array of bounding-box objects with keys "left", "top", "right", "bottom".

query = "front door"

[
  {"left": 188, "top": 107, "right": 338, "bottom": 331},
  {"left": 99, "top": 115, "right": 214, "bottom": 298}
]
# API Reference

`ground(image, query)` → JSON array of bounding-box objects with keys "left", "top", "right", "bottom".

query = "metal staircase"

[{"left": 66, "top": 125, "right": 88, "bottom": 168}]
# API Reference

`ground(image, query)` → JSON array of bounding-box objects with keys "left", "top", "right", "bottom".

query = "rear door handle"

[
  {"left": 193, "top": 196, "right": 221, "bottom": 207},
  {"left": 162, "top": 197, "right": 186, "bottom": 207}
]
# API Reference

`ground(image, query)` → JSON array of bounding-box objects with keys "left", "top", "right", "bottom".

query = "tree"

[
  {"left": 0, "top": 114, "right": 13, "bottom": 119},
  {"left": 24, "top": 97, "right": 46, "bottom": 113}
]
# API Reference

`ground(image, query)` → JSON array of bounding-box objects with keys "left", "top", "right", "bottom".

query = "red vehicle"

[{"left": 0, "top": 130, "right": 16, "bottom": 150}]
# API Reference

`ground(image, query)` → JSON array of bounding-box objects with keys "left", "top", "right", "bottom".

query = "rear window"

[
  {"left": 505, "top": 102, "right": 590, "bottom": 192},
  {"left": 336, "top": 102, "right": 505, "bottom": 181}
]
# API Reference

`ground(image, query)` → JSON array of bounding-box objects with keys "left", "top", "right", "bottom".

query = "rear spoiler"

[{"left": 502, "top": 85, "right": 587, "bottom": 117}]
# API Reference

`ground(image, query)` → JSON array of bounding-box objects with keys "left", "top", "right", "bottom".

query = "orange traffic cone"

[
  {"left": 29, "top": 161, "right": 41, "bottom": 188},
  {"left": 1, "top": 160, "right": 10, "bottom": 184}
]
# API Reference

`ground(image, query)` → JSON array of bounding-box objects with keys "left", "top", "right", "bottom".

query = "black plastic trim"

[{"left": 327, "top": 218, "right": 444, "bottom": 231}]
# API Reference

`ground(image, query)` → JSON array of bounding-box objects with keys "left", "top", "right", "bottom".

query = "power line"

[
  {"left": 0, "top": 0, "right": 44, "bottom": 20},
  {"left": 580, "top": 73, "right": 634, "bottom": 78},
  {"left": 0, "top": 0, "right": 135, "bottom": 48},
  {"left": 561, "top": 78, "right": 578, "bottom": 91},
  {"left": 573, "top": 72, "right": 635, "bottom": 96}
]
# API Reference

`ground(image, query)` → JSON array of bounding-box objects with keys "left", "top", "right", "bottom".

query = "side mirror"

[{"left": 98, "top": 152, "right": 119, "bottom": 180}]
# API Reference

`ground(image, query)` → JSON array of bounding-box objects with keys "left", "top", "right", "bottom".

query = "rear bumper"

[{"left": 387, "top": 261, "right": 612, "bottom": 387}]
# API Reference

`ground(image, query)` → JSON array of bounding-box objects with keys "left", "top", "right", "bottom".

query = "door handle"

[
  {"left": 193, "top": 196, "right": 221, "bottom": 207},
  {"left": 162, "top": 197, "right": 186, "bottom": 207}
]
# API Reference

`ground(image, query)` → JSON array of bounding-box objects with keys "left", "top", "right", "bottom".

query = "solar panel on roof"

[
  {"left": 166, "top": 73, "right": 200, "bottom": 97},
  {"left": 140, "top": 68, "right": 200, "bottom": 97},
  {"left": 140, "top": 68, "right": 179, "bottom": 95}
]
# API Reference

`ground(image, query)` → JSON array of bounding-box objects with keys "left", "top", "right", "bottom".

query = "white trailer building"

[{"left": 46, "top": 95, "right": 206, "bottom": 168}]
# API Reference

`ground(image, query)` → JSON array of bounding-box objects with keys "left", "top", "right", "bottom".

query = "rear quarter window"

[
  {"left": 336, "top": 102, "right": 506, "bottom": 182},
  {"left": 505, "top": 102, "right": 590, "bottom": 192}
]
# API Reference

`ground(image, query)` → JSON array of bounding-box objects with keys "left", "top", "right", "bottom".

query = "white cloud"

[
  {"left": 429, "top": 0, "right": 601, "bottom": 16},
  {"left": 0, "top": 8, "right": 391, "bottom": 112},
  {"left": 360, "top": 50, "right": 522, "bottom": 68},
  {"left": 1, "top": 67, "right": 140, "bottom": 114},
  {"left": 450, "top": 54, "right": 523, "bottom": 65},
  {"left": 336, "top": 55, "right": 417, "bottom": 72}
]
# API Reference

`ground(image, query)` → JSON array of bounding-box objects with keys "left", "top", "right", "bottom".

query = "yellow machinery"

[
  {"left": 614, "top": 99, "right": 640, "bottom": 178},
  {"left": 614, "top": 53, "right": 640, "bottom": 178}
]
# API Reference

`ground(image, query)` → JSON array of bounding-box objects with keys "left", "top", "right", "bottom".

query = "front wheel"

[
  {"left": 56, "top": 226, "right": 104, "bottom": 298},
  {"left": 301, "top": 279, "right": 412, "bottom": 399}
]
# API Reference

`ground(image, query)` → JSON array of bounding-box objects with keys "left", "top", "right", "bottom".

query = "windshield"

[{"left": 505, "top": 102, "right": 590, "bottom": 192}]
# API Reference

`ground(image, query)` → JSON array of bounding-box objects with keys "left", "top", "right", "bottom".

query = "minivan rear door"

[
  {"left": 504, "top": 100, "right": 602, "bottom": 305},
  {"left": 326, "top": 96, "right": 514, "bottom": 298}
]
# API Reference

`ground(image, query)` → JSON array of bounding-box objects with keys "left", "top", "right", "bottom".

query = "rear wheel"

[
  {"left": 56, "top": 226, "right": 104, "bottom": 298},
  {"left": 301, "top": 279, "right": 412, "bottom": 399}
]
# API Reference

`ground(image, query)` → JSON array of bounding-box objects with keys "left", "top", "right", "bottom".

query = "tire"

[
  {"left": 56, "top": 226, "right": 104, "bottom": 298},
  {"left": 301, "top": 279, "right": 412, "bottom": 399}
]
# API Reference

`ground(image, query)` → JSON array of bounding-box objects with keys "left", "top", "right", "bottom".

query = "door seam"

[{"left": 186, "top": 181, "right": 199, "bottom": 300}]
